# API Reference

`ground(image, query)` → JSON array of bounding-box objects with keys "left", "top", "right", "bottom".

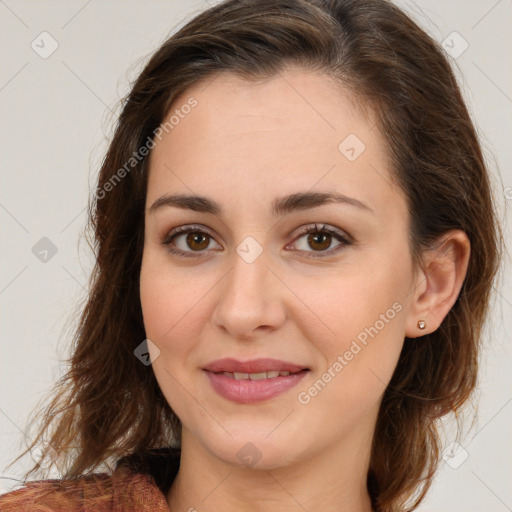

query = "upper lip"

[{"left": 203, "top": 358, "right": 309, "bottom": 374}]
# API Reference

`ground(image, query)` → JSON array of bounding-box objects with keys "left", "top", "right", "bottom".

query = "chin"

[{"left": 197, "top": 428, "right": 307, "bottom": 471}]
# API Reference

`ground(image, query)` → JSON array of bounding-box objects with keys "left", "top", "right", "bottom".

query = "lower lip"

[{"left": 204, "top": 370, "right": 309, "bottom": 404}]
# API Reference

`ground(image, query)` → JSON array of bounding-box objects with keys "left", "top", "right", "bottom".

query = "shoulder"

[
  {"left": 0, "top": 463, "right": 170, "bottom": 511},
  {"left": 0, "top": 471, "right": 113, "bottom": 511}
]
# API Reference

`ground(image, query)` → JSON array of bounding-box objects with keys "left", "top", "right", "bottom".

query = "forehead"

[{"left": 147, "top": 68, "right": 405, "bottom": 220}]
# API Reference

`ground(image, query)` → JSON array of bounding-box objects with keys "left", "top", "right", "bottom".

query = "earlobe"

[{"left": 405, "top": 230, "right": 470, "bottom": 339}]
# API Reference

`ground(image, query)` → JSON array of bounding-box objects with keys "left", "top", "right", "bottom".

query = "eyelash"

[{"left": 161, "top": 223, "right": 353, "bottom": 259}]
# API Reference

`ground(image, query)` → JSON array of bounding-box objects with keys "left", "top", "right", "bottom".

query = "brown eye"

[
  {"left": 289, "top": 223, "right": 352, "bottom": 259},
  {"left": 307, "top": 232, "right": 332, "bottom": 251},
  {"left": 185, "top": 232, "right": 210, "bottom": 251},
  {"left": 162, "top": 225, "right": 222, "bottom": 258}
]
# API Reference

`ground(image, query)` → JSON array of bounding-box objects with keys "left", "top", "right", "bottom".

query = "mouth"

[
  {"left": 211, "top": 369, "right": 308, "bottom": 380},
  {"left": 202, "top": 357, "right": 309, "bottom": 374},
  {"left": 202, "top": 358, "right": 310, "bottom": 404}
]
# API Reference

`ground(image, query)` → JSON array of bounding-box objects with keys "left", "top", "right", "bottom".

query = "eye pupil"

[
  {"left": 186, "top": 232, "right": 209, "bottom": 251},
  {"left": 308, "top": 232, "right": 331, "bottom": 251}
]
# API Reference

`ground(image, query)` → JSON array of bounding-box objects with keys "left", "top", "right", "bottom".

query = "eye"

[
  {"left": 161, "top": 223, "right": 352, "bottom": 259},
  {"left": 286, "top": 223, "right": 352, "bottom": 258},
  {"left": 162, "top": 225, "right": 222, "bottom": 258}
]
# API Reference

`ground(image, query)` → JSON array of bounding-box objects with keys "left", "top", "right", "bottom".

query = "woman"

[{"left": 0, "top": 0, "right": 502, "bottom": 510}]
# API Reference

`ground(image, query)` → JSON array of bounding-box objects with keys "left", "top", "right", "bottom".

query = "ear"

[{"left": 405, "top": 229, "right": 470, "bottom": 338}]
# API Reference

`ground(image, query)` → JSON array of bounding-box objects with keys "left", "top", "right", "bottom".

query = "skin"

[{"left": 139, "top": 67, "right": 470, "bottom": 512}]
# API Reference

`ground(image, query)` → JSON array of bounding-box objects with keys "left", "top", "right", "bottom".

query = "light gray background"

[{"left": 0, "top": 1, "right": 510, "bottom": 510}]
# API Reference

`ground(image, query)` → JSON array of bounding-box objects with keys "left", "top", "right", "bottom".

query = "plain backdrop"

[{"left": 0, "top": 1, "right": 510, "bottom": 510}]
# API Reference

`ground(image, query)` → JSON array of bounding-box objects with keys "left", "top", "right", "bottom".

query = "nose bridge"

[
  {"left": 233, "top": 236, "right": 268, "bottom": 291},
  {"left": 211, "top": 235, "right": 286, "bottom": 336}
]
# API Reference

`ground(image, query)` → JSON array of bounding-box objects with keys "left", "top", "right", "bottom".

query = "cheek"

[
  {"left": 287, "top": 282, "right": 406, "bottom": 461},
  {"left": 295, "top": 254, "right": 408, "bottom": 409},
  {"left": 298, "top": 256, "right": 407, "bottom": 353},
  {"left": 139, "top": 252, "right": 212, "bottom": 356},
  {"left": 139, "top": 252, "right": 212, "bottom": 421}
]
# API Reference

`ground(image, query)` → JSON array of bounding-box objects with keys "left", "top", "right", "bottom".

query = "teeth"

[
  {"left": 249, "top": 372, "right": 267, "bottom": 380},
  {"left": 222, "top": 370, "right": 296, "bottom": 380}
]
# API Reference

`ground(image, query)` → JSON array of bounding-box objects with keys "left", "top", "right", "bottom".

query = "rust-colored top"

[{"left": 0, "top": 447, "right": 180, "bottom": 511}]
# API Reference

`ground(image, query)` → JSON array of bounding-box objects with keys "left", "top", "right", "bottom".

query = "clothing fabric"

[{"left": 0, "top": 446, "right": 180, "bottom": 511}]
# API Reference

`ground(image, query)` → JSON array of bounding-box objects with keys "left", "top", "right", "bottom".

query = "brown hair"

[{"left": 5, "top": 0, "right": 503, "bottom": 510}]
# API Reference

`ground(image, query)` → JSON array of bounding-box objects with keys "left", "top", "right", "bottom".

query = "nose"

[{"left": 211, "top": 243, "right": 287, "bottom": 340}]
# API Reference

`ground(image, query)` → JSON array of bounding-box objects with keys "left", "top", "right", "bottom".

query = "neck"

[{"left": 167, "top": 428, "right": 374, "bottom": 512}]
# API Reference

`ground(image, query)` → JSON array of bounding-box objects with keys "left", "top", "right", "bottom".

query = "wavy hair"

[{"left": 5, "top": 1, "right": 503, "bottom": 510}]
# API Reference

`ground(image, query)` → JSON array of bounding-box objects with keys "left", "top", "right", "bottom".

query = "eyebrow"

[{"left": 148, "top": 191, "right": 374, "bottom": 217}]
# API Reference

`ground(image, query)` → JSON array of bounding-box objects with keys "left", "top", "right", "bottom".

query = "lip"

[{"left": 203, "top": 358, "right": 309, "bottom": 404}]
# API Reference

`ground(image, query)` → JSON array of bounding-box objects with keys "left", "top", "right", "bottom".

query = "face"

[{"left": 139, "top": 68, "right": 417, "bottom": 469}]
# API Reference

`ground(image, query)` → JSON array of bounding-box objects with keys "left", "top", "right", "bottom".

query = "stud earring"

[{"left": 417, "top": 320, "right": 426, "bottom": 330}]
